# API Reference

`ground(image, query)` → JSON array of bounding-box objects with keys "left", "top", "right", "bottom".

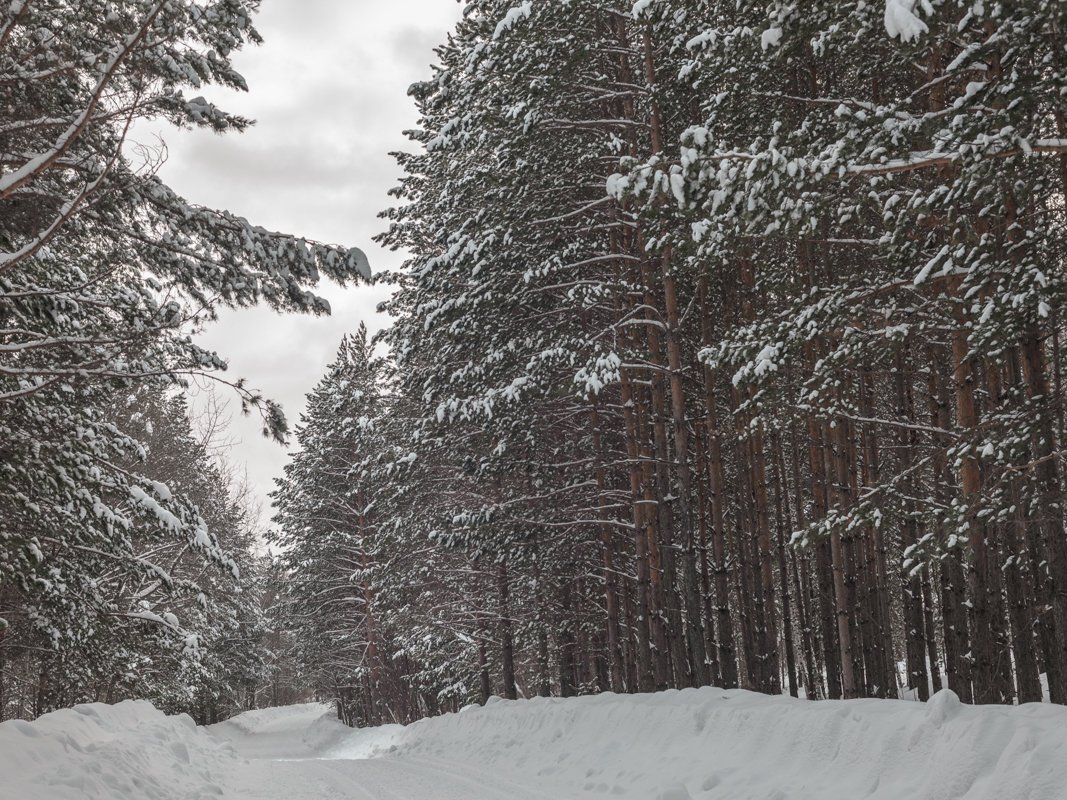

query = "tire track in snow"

[{"left": 223, "top": 755, "right": 555, "bottom": 800}]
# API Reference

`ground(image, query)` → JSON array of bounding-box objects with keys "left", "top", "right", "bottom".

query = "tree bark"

[
  {"left": 1018, "top": 330, "right": 1067, "bottom": 704},
  {"left": 498, "top": 559, "right": 518, "bottom": 701},
  {"left": 951, "top": 329, "right": 1011, "bottom": 704},
  {"left": 589, "top": 399, "right": 626, "bottom": 693}
]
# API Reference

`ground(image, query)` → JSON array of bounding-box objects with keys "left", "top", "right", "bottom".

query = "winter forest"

[{"left": 4, "top": 0, "right": 1067, "bottom": 754}]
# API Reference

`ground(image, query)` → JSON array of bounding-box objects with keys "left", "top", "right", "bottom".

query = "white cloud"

[{"left": 151, "top": 0, "right": 463, "bottom": 531}]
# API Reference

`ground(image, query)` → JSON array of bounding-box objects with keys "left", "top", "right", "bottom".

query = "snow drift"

[
  {"left": 4, "top": 688, "right": 1067, "bottom": 799},
  {"left": 0, "top": 700, "right": 231, "bottom": 800},
  {"left": 331, "top": 688, "right": 1067, "bottom": 800}
]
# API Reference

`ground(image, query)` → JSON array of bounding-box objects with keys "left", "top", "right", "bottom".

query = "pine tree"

[
  {"left": 273, "top": 0, "right": 1067, "bottom": 715},
  {"left": 1, "top": 0, "right": 369, "bottom": 716}
]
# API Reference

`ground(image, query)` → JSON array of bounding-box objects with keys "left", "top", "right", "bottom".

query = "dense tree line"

[
  {"left": 0, "top": 1, "right": 366, "bottom": 720},
  {"left": 276, "top": 0, "right": 1067, "bottom": 722},
  {"left": 1, "top": 389, "right": 270, "bottom": 720}
]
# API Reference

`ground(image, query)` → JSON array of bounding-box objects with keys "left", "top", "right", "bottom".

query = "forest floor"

[{"left": 4, "top": 687, "right": 1067, "bottom": 800}]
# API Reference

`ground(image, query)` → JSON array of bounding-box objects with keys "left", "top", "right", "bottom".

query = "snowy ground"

[{"left": 3, "top": 688, "right": 1067, "bottom": 799}]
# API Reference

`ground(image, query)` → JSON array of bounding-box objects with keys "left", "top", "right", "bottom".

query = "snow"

[
  {"left": 884, "top": 0, "right": 929, "bottom": 42},
  {"left": 382, "top": 689, "right": 1067, "bottom": 799},
  {"left": 150, "top": 480, "right": 173, "bottom": 502},
  {"left": 210, "top": 702, "right": 357, "bottom": 759},
  {"left": 0, "top": 701, "right": 231, "bottom": 800},
  {"left": 4, "top": 688, "right": 1067, "bottom": 799},
  {"left": 128, "top": 485, "right": 182, "bottom": 531},
  {"left": 493, "top": 2, "right": 532, "bottom": 40},
  {"left": 760, "top": 27, "right": 783, "bottom": 51},
  {"left": 632, "top": 0, "right": 654, "bottom": 18}
]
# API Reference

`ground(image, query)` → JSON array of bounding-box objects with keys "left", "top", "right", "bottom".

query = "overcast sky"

[{"left": 148, "top": 0, "right": 464, "bottom": 527}]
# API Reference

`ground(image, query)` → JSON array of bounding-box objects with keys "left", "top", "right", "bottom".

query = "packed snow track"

[
  {"left": 3, "top": 687, "right": 1067, "bottom": 799},
  {"left": 208, "top": 704, "right": 552, "bottom": 800}
]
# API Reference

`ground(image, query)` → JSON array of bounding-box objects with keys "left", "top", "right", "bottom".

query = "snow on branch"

[{"left": 884, "top": 0, "right": 931, "bottom": 42}]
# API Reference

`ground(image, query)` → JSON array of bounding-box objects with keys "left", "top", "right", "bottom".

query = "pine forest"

[{"left": 4, "top": 0, "right": 1067, "bottom": 736}]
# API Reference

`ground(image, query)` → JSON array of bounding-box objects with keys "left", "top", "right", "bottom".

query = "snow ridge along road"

[{"left": 3, "top": 687, "right": 1067, "bottom": 799}]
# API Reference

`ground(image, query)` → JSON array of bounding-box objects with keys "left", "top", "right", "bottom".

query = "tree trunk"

[
  {"left": 616, "top": 281, "right": 656, "bottom": 693},
  {"left": 929, "top": 343, "right": 974, "bottom": 703},
  {"left": 660, "top": 250, "right": 710, "bottom": 687},
  {"left": 589, "top": 399, "right": 626, "bottom": 692},
  {"left": 1018, "top": 330, "right": 1067, "bottom": 704},
  {"left": 698, "top": 280, "right": 738, "bottom": 688},
  {"left": 828, "top": 417, "right": 858, "bottom": 699},
  {"left": 808, "top": 413, "right": 842, "bottom": 699},
  {"left": 788, "top": 419, "right": 822, "bottom": 699},
  {"left": 894, "top": 354, "right": 930, "bottom": 699},
  {"left": 772, "top": 433, "right": 799, "bottom": 697},
  {"left": 951, "top": 329, "right": 1011, "bottom": 704},
  {"left": 498, "top": 559, "right": 518, "bottom": 701}
]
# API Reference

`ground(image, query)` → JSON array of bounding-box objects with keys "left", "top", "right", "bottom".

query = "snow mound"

[
  {"left": 0, "top": 700, "right": 230, "bottom": 800},
  {"left": 341, "top": 687, "right": 1067, "bottom": 799},
  {"left": 209, "top": 701, "right": 352, "bottom": 759},
  {"left": 215, "top": 701, "right": 333, "bottom": 736}
]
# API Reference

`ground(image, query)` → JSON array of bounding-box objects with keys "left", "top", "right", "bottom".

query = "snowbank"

[
  {"left": 5, "top": 688, "right": 1067, "bottom": 799},
  {"left": 0, "top": 700, "right": 230, "bottom": 800},
  {"left": 332, "top": 687, "right": 1067, "bottom": 800}
]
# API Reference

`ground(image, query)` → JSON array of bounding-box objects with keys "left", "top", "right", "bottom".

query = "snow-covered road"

[
  {"left": 220, "top": 756, "right": 555, "bottom": 800},
  {"left": 5, "top": 688, "right": 1067, "bottom": 799},
  {"left": 209, "top": 704, "right": 552, "bottom": 800}
]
